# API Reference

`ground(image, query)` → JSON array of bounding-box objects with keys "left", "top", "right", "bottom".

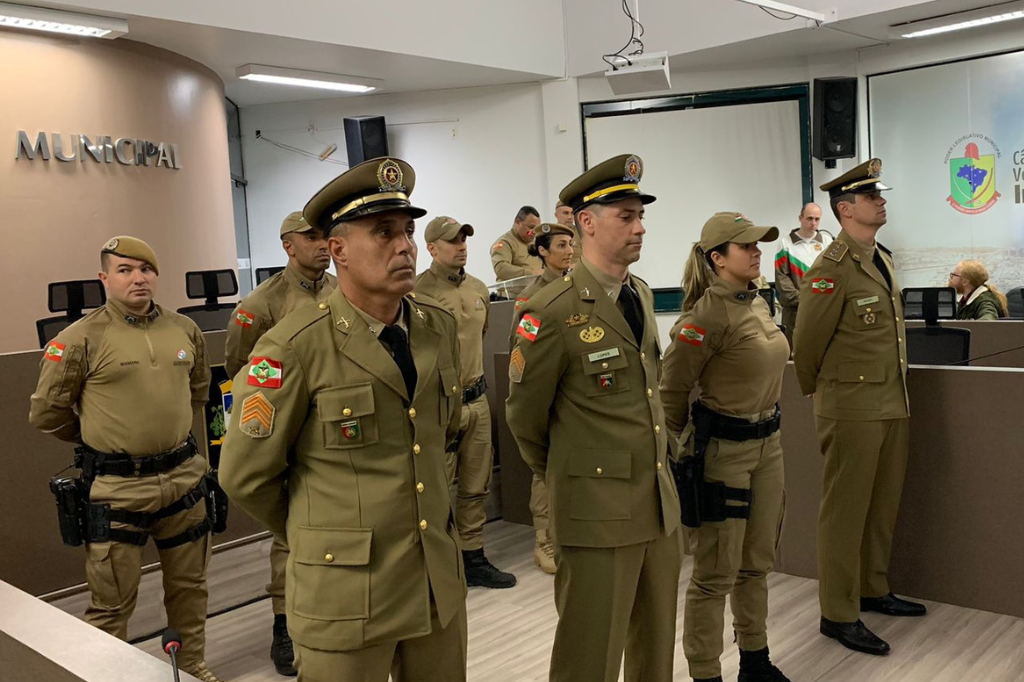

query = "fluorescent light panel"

[
  {"left": 0, "top": 1, "right": 127, "bottom": 39},
  {"left": 236, "top": 64, "right": 379, "bottom": 93},
  {"left": 892, "top": 1, "right": 1024, "bottom": 38}
]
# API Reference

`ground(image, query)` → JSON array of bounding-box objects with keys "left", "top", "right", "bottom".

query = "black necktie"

[
  {"left": 379, "top": 325, "right": 417, "bottom": 399},
  {"left": 618, "top": 284, "right": 645, "bottom": 344},
  {"left": 872, "top": 249, "right": 892, "bottom": 290}
]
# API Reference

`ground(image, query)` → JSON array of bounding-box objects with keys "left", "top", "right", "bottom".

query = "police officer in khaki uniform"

[
  {"left": 220, "top": 158, "right": 467, "bottom": 682},
  {"left": 490, "top": 205, "right": 542, "bottom": 281},
  {"left": 660, "top": 213, "right": 791, "bottom": 682},
  {"left": 508, "top": 222, "right": 575, "bottom": 574},
  {"left": 415, "top": 215, "right": 516, "bottom": 590},
  {"left": 553, "top": 200, "right": 581, "bottom": 270},
  {"left": 794, "top": 159, "right": 925, "bottom": 657},
  {"left": 506, "top": 155, "right": 681, "bottom": 682},
  {"left": 224, "top": 211, "right": 336, "bottom": 676},
  {"left": 29, "top": 237, "right": 221, "bottom": 682}
]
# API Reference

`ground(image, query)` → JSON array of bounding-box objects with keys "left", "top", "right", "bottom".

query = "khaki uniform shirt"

[
  {"left": 415, "top": 262, "right": 490, "bottom": 386},
  {"left": 219, "top": 288, "right": 465, "bottom": 653},
  {"left": 490, "top": 228, "right": 541, "bottom": 282},
  {"left": 660, "top": 279, "right": 790, "bottom": 443},
  {"left": 29, "top": 297, "right": 210, "bottom": 455},
  {"left": 793, "top": 230, "right": 909, "bottom": 421},
  {"left": 225, "top": 264, "right": 337, "bottom": 377},
  {"left": 505, "top": 260, "right": 680, "bottom": 548}
]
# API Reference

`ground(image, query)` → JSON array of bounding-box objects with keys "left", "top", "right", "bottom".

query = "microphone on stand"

[{"left": 161, "top": 628, "right": 182, "bottom": 682}]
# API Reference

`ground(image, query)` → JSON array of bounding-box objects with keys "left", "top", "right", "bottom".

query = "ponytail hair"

[
  {"left": 961, "top": 259, "right": 1009, "bottom": 316},
  {"left": 681, "top": 242, "right": 727, "bottom": 312}
]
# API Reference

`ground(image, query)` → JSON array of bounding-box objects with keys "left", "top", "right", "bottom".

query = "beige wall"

[{"left": 0, "top": 32, "right": 236, "bottom": 352}]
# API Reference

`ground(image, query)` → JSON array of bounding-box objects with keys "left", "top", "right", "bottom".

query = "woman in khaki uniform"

[
  {"left": 507, "top": 222, "right": 574, "bottom": 574},
  {"left": 660, "top": 213, "right": 791, "bottom": 682}
]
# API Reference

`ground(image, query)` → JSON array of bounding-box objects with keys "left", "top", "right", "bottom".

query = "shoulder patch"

[
  {"left": 516, "top": 314, "right": 542, "bottom": 342},
  {"left": 491, "top": 241, "right": 506, "bottom": 251},
  {"left": 43, "top": 341, "right": 66, "bottom": 362},
  {"left": 239, "top": 392, "right": 275, "bottom": 439},
  {"left": 235, "top": 309, "right": 255, "bottom": 328},
  {"left": 509, "top": 346, "right": 525, "bottom": 383},
  {"left": 823, "top": 240, "right": 848, "bottom": 263},
  {"left": 678, "top": 324, "right": 706, "bottom": 346},
  {"left": 248, "top": 357, "right": 283, "bottom": 388}
]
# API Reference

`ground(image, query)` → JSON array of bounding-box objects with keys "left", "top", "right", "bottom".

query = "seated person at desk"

[
  {"left": 949, "top": 260, "right": 1008, "bottom": 320},
  {"left": 491, "top": 206, "right": 543, "bottom": 281}
]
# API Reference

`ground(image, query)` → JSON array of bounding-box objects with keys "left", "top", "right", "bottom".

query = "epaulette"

[
  {"left": 823, "top": 240, "right": 848, "bottom": 263},
  {"left": 526, "top": 275, "right": 574, "bottom": 310},
  {"left": 408, "top": 292, "right": 456, "bottom": 321},
  {"left": 273, "top": 301, "right": 331, "bottom": 342}
]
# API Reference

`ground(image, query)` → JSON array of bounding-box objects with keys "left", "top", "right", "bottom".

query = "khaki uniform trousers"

[
  {"left": 781, "top": 306, "right": 798, "bottom": 354},
  {"left": 816, "top": 417, "right": 909, "bottom": 622},
  {"left": 551, "top": 531, "right": 682, "bottom": 682},
  {"left": 684, "top": 431, "right": 785, "bottom": 680},
  {"left": 295, "top": 601, "right": 467, "bottom": 682},
  {"left": 529, "top": 474, "right": 549, "bottom": 533},
  {"left": 84, "top": 454, "right": 212, "bottom": 667},
  {"left": 268, "top": 532, "right": 288, "bottom": 615},
  {"left": 445, "top": 394, "right": 494, "bottom": 551}
]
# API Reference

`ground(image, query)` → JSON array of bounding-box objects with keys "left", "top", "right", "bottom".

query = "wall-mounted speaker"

[
  {"left": 812, "top": 77, "right": 857, "bottom": 162},
  {"left": 343, "top": 116, "right": 388, "bottom": 166}
]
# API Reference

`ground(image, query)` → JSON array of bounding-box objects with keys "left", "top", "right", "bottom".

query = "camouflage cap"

[
  {"left": 101, "top": 236, "right": 159, "bottom": 275},
  {"left": 279, "top": 211, "right": 314, "bottom": 237},
  {"left": 424, "top": 215, "right": 474, "bottom": 243},
  {"left": 559, "top": 153, "right": 656, "bottom": 213},
  {"left": 304, "top": 157, "right": 426, "bottom": 235},
  {"left": 820, "top": 158, "right": 891, "bottom": 198},
  {"left": 699, "top": 212, "right": 779, "bottom": 252}
]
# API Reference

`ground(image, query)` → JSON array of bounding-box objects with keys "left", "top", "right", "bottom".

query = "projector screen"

[
  {"left": 584, "top": 100, "right": 805, "bottom": 289},
  {"left": 869, "top": 51, "right": 1024, "bottom": 291}
]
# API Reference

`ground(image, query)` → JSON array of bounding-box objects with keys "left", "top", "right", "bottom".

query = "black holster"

[
  {"left": 204, "top": 470, "right": 229, "bottom": 535},
  {"left": 50, "top": 476, "right": 88, "bottom": 547}
]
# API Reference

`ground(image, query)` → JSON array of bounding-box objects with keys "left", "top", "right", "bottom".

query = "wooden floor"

[{"left": 52, "top": 521, "right": 1024, "bottom": 682}]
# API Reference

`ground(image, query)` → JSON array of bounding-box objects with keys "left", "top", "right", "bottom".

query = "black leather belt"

[
  {"left": 692, "top": 402, "right": 781, "bottom": 441},
  {"left": 75, "top": 435, "right": 197, "bottom": 479},
  {"left": 462, "top": 376, "right": 487, "bottom": 403}
]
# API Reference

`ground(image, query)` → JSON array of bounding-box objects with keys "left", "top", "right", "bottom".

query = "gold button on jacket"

[{"left": 220, "top": 289, "right": 466, "bottom": 654}]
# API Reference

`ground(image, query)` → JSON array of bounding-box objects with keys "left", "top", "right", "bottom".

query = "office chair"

[
  {"left": 905, "top": 326, "right": 971, "bottom": 366},
  {"left": 255, "top": 266, "right": 285, "bottom": 286},
  {"left": 176, "top": 269, "right": 239, "bottom": 331},
  {"left": 902, "top": 287, "right": 957, "bottom": 325},
  {"left": 36, "top": 280, "right": 106, "bottom": 348},
  {"left": 1006, "top": 286, "right": 1024, "bottom": 319}
]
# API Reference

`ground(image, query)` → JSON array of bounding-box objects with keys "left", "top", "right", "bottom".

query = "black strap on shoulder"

[{"left": 154, "top": 518, "right": 211, "bottom": 550}]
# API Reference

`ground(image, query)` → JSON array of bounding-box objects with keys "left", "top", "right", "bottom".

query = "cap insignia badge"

[
  {"left": 104, "top": 238, "right": 119, "bottom": 250},
  {"left": 623, "top": 155, "right": 642, "bottom": 182},
  {"left": 377, "top": 159, "right": 405, "bottom": 192}
]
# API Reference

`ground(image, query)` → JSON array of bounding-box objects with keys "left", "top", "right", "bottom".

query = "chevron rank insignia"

[{"left": 239, "top": 392, "right": 275, "bottom": 439}]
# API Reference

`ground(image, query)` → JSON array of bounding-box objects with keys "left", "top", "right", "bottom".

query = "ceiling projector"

[{"left": 605, "top": 51, "right": 671, "bottom": 95}]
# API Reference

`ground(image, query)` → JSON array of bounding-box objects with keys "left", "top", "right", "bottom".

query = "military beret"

[
  {"left": 279, "top": 211, "right": 314, "bottom": 237},
  {"left": 424, "top": 215, "right": 474, "bottom": 243},
  {"left": 699, "top": 212, "right": 779, "bottom": 252},
  {"left": 101, "top": 236, "right": 159, "bottom": 275},
  {"left": 820, "top": 158, "right": 891, "bottom": 199},
  {"left": 559, "top": 153, "right": 656, "bottom": 213},
  {"left": 534, "top": 222, "right": 575, "bottom": 239},
  {"left": 304, "top": 157, "right": 426, "bottom": 235}
]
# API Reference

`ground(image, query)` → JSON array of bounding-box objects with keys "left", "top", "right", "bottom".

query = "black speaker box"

[
  {"left": 343, "top": 116, "right": 388, "bottom": 166},
  {"left": 812, "top": 77, "right": 857, "bottom": 161}
]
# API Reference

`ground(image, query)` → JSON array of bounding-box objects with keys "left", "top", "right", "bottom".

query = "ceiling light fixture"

[
  {"left": 0, "top": 1, "right": 127, "bottom": 39},
  {"left": 733, "top": 0, "right": 837, "bottom": 24},
  {"left": 236, "top": 64, "right": 380, "bottom": 93},
  {"left": 890, "top": 1, "right": 1024, "bottom": 38}
]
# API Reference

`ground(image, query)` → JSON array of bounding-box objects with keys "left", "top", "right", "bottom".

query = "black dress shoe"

[
  {"left": 861, "top": 593, "right": 927, "bottom": 617},
  {"left": 820, "top": 617, "right": 890, "bottom": 656}
]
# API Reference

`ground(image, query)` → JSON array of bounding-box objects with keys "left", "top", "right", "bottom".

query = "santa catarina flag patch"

[
  {"left": 516, "top": 314, "right": 542, "bottom": 342},
  {"left": 810, "top": 278, "right": 835, "bottom": 294},
  {"left": 678, "top": 325, "right": 706, "bottom": 347},
  {"left": 248, "top": 357, "right": 283, "bottom": 388}
]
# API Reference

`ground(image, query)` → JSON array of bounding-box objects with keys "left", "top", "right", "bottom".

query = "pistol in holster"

[
  {"left": 49, "top": 475, "right": 88, "bottom": 547},
  {"left": 203, "top": 470, "right": 229, "bottom": 535}
]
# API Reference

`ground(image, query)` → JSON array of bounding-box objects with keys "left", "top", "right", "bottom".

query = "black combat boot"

[
  {"left": 271, "top": 613, "right": 298, "bottom": 677},
  {"left": 737, "top": 646, "right": 791, "bottom": 682},
  {"left": 463, "top": 549, "right": 517, "bottom": 589}
]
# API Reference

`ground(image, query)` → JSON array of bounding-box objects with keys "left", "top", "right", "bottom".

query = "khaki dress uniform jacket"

[
  {"left": 219, "top": 288, "right": 467, "bottom": 659},
  {"left": 224, "top": 262, "right": 336, "bottom": 615},
  {"left": 415, "top": 262, "right": 494, "bottom": 550},
  {"left": 793, "top": 230, "right": 911, "bottom": 623},
  {"left": 29, "top": 297, "right": 213, "bottom": 667},
  {"left": 506, "top": 259, "right": 681, "bottom": 682},
  {"left": 490, "top": 228, "right": 541, "bottom": 282},
  {"left": 659, "top": 279, "right": 790, "bottom": 679}
]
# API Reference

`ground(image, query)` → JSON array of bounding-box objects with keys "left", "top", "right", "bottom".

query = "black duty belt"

[
  {"left": 462, "top": 376, "right": 487, "bottom": 404},
  {"left": 692, "top": 402, "right": 781, "bottom": 442},
  {"left": 75, "top": 435, "right": 197, "bottom": 479}
]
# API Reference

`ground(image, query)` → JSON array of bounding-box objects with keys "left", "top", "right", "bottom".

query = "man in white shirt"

[{"left": 774, "top": 203, "right": 833, "bottom": 349}]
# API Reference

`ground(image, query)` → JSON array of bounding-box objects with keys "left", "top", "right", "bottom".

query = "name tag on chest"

[{"left": 587, "top": 348, "right": 620, "bottom": 363}]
